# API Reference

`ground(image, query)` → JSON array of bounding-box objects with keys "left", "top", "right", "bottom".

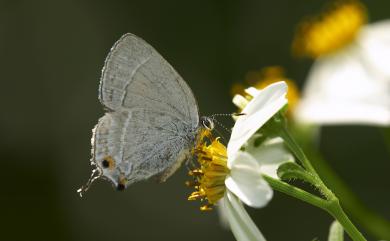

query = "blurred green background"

[{"left": 1, "top": 0, "right": 389, "bottom": 240}]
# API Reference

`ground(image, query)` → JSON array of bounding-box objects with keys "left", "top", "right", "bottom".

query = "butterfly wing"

[
  {"left": 99, "top": 33, "right": 198, "bottom": 122},
  {"left": 93, "top": 34, "right": 199, "bottom": 188}
]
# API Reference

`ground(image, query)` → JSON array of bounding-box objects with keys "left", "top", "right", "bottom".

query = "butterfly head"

[{"left": 200, "top": 116, "right": 215, "bottom": 130}]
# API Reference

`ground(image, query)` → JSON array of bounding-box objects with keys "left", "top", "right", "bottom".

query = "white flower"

[
  {"left": 188, "top": 81, "right": 291, "bottom": 241},
  {"left": 294, "top": 20, "right": 390, "bottom": 126},
  {"left": 224, "top": 82, "right": 292, "bottom": 240},
  {"left": 224, "top": 82, "right": 291, "bottom": 241},
  {"left": 227, "top": 81, "right": 290, "bottom": 207}
]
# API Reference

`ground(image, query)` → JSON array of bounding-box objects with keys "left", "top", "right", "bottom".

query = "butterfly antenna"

[
  {"left": 212, "top": 113, "right": 246, "bottom": 125},
  {"left": 211, "top": 113, "right": 245, "bottom": 118},
  {"left": 209, "top": 113, "right": 246, "bottom": 134},
  {"left": 209, "top": 113, "right": 247, "bottom": 143},
  {"left": 77, "top": 162, "right": 102, "bottom": 197}
]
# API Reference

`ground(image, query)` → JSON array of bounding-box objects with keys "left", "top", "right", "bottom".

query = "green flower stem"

[
  {"left": 263, "top": 175, "right": 328, "bottom": 210},
  {"left": 265, "top": 116, "right": 366, "bottom": 240},
  {"left": 307, "top": 148, "right": 390, "bottom": 239},
  {"left": 291, "top": 124, "right": 390, "bottom": 239},
  {"left": 278, "top": 125, "right": 334, "bottom": 200},
  {"left": 264, "top": 175, "right": 366, "bottom": 241},
  {"left": 326, "top": 200, "right": 366, "bottom": 241},
  {"left": 277, "top": 124, "right": 317, "bottom": 174}
]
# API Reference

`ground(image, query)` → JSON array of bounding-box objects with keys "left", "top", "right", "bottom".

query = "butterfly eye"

[{"left": 202, "top": 118, "right": 214, "bottom": 130}]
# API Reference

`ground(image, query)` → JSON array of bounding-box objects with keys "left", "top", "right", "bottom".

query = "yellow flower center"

[
  {"left": 187, "top": 130, "right": 229, "bottom": 211},
  {"left": 292, "top": 0, "right": 367, "bottom": 58},
  {"left": 231, "top": 66, "right": 300, "bottom": 116}
]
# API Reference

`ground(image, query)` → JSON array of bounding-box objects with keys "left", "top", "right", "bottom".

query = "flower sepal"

[
  {"left": 277, "top": 162, "right": 321, "bottom": 190},
  {"left": 257, "top": 105, "right": 289, "bottom": 138}
]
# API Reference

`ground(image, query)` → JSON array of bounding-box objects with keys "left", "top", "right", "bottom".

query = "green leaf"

[
  {"left": 328, "top": 221, "right": 344, "bottom": 241},
  {"left": 277, "top": 162, "right": 319, "bottom": 187}
]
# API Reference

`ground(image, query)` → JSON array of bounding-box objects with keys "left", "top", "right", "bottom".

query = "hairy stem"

[
  {"left": 265, "top": 176, "right": 366, "bottom": 241},
  {"left": 309, "top": 149, "right": 390, "bottom": 239}
]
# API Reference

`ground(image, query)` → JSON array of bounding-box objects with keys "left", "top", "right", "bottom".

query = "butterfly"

[{"left": 78, "top": 33, "right": 214, "bottom": 195}]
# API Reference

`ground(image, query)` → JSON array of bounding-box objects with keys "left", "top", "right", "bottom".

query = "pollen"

[
  {"left": 292, "top": 0, "right": 367, "bottom": 58},
  {"left": 187, "top": 135, "right": 229, "bottom": 211}
]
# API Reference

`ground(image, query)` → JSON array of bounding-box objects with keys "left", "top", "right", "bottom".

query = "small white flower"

[
  {"left": 224, "top": 82, "right": 292, "bottom": 241},
  {"left": 188, "top": 81, "right": 291, "bottom": 241},
  {"left": 227, "top": 82, "right": 290, "bottom": 207}
]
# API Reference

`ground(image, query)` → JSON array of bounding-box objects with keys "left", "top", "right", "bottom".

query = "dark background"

[{"left": 1, "top": 0, "right": 389, "bottom": 240}]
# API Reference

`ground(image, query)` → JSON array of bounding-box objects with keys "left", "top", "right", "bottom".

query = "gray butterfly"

[{"left": 78, "top": 33, "right": 214, "bottom": 195}]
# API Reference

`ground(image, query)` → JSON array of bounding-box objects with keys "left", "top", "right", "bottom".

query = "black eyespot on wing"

[
  {"left": 204, "top": 120, "right": 208, "bottom": 128},
  {"left": 102, "top": 159, "right": 110, "bottom": 168}
]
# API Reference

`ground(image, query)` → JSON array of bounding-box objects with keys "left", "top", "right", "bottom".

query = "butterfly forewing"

[
  {"left": 93, "top": 33, "right": 199, "bottom": 189},
  {"left": 99, "top": 33, "right": 198, "bottom": 122}
]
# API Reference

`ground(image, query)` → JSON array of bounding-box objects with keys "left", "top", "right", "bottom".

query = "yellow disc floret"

[
  {"left": 187, "top": 134, "right": 229, "bottom": 211},
  {"left": 292, "top": 0, "right": 367, "bottom": 58}
]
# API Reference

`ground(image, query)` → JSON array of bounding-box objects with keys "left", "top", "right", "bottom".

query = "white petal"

[
  {"left": 294, "top": 45, "right": 390, "bottom": 126},
  {"left": 224, "top": 191, "right": 267, "bottom": 241},
  {"left": 225, "top": 151, "right": 273, "bottom": 208},
  {"left": 228, "top": 82, "right": 288, "bottom": 157},
  {"left": 328, "top": 221, "right": 344, "bottom": 241},
  {"left": 358, "top": 20, "right": 390, "bottom": 78},
  {"left": 245, "top": 87, "right": 260, "bottom": 97},
  {"left": 246, "top": 137, "right": 294, "bottom": 178},
  {"left": 216, "top": 199, "right": 230, "bottom": 229},
  {"left": 233, "top": 94, "right": 250, "bottom": 110}
]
